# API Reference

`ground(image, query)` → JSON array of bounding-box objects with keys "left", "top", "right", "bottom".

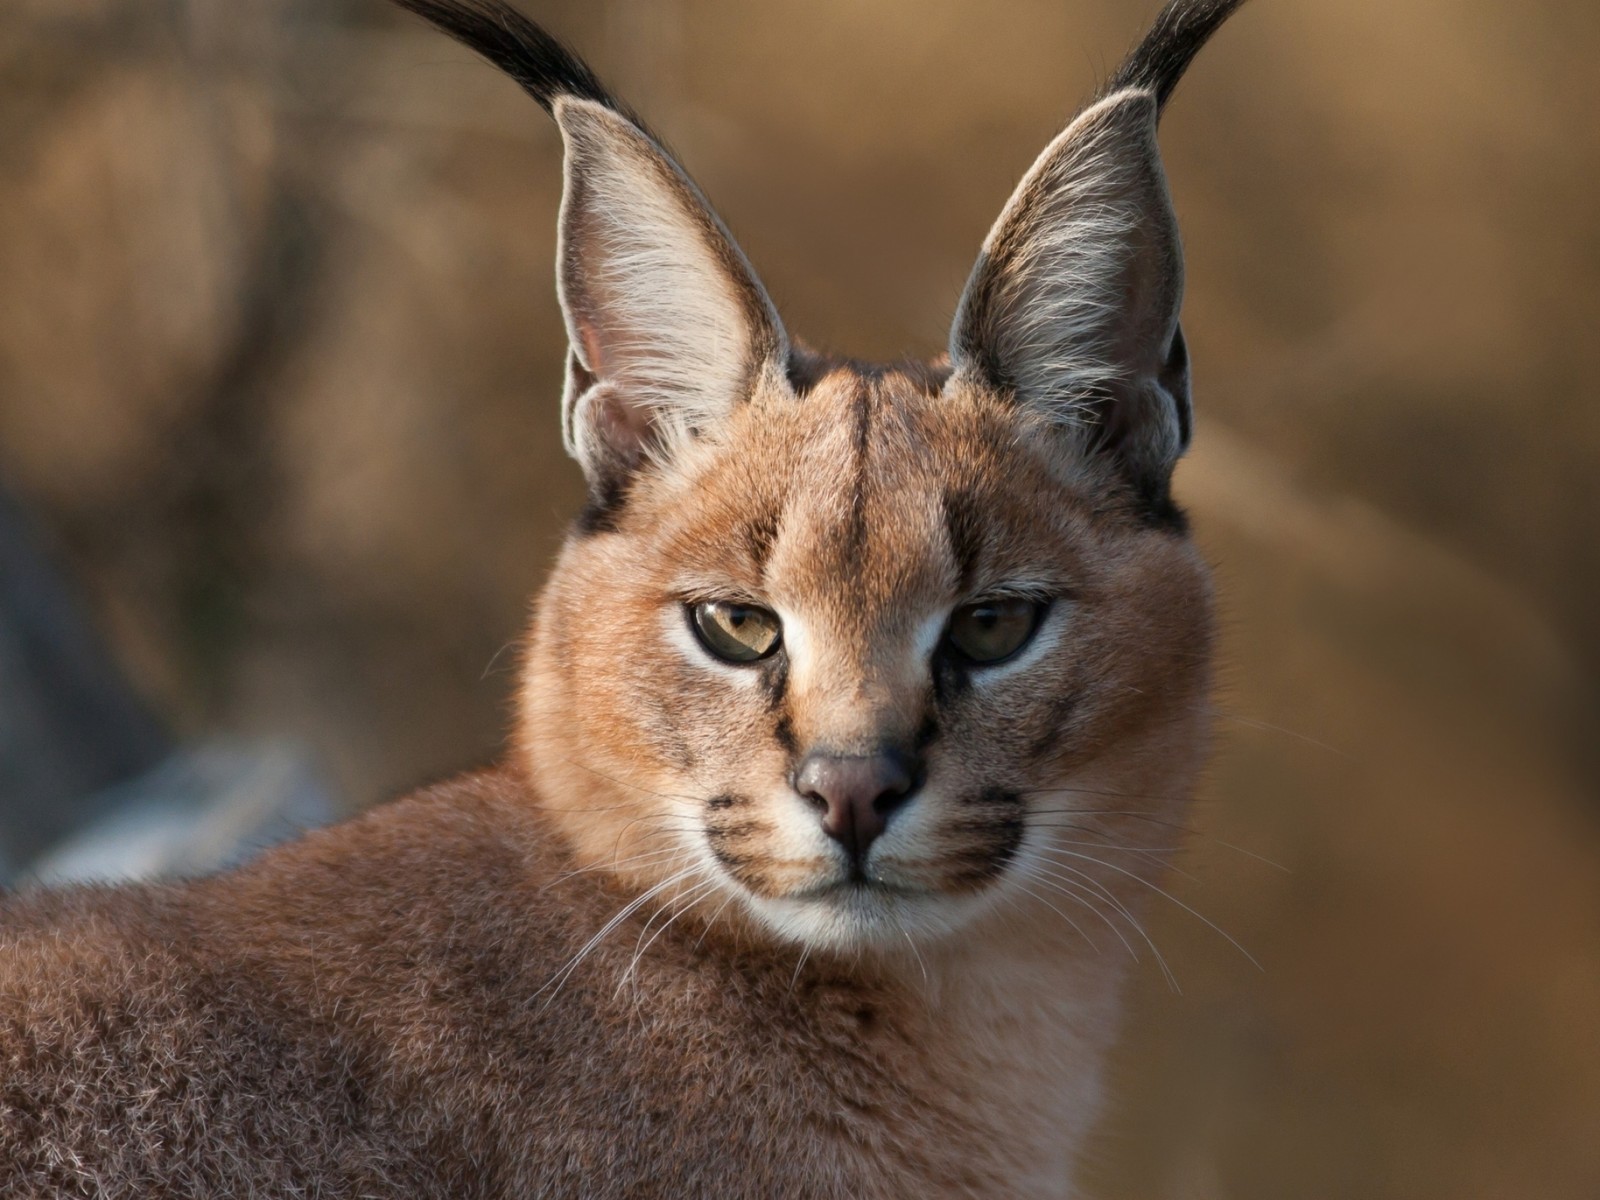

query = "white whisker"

[
  {"left": 1038, "top": 846, "right": 1262, "bottom": 971},
  {"left": 533, "top": 860, "right": 699, "bottom": 1009},
  {"left": 616, "top": 877, "right": 721, "bottom": 997},
  {"left": 1007, "top": 879, "right": 1099, "bottom": 953},
  {"left": 1025, "top": 862, "right": 1174, "bottom": 989}
]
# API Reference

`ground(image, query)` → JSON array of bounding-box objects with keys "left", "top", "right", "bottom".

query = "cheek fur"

[
  {"left": 702, "top": 788, "right": 836, "bottom": 899},
  {"left": 659, "top": 605, "right": 764, "bottom": 692},
  {"left": 542, "top": 417, "right": 1211, "bottom": 946},
  {"left": 870, "top": 787, "right": 1026, "bottom": 895}
]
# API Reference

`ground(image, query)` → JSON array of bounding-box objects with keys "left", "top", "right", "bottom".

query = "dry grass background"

[{"left": 2, "top": 0, "right": 1598, "bottom": 1194}]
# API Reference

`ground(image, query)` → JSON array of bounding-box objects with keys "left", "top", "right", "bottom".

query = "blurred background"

[{"left": 1, "top": 0, "right": 1597, "bottom": 1194}]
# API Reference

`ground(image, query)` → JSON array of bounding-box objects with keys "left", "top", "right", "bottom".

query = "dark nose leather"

[{"left": 793, "top": 749, "right": 919, "bottom": 860}]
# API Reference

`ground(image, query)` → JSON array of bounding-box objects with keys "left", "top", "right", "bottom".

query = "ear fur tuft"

[
  {"left": 391, "top": 1, "right": 789, "bottom": 504},
  {"left": 950, "top": 90, "right": 1172, "bottom": 426},
  {"left": 391, "top": 0, "right": 635, "bottom": 122},
  {"left": 1107, "top": 0, "right": 1250, "bottom": 113},
  {"left": 949, "top": 0, "right": 1247, "bottom": 509},
  {"left": 554, "top": 100, "right": 788, "bottom": 487}
]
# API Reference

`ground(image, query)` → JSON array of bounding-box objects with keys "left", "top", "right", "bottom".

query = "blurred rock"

[
  {"left": 0, "top": 486, "right": 169, "bottom": 867},
  {"left": 21, "top": 740, "right": 336, "bottom": 888}
]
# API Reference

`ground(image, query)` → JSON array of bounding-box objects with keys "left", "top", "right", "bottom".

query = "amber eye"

[
  {"left": 690, "top": 600, "right": 783, "bottom": 663},
  {"left": 944, "top": 597, "right": 1045, "bottom": 665}
]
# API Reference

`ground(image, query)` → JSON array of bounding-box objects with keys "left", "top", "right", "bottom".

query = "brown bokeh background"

[{"left": 3, "top": 0, "right": 1598, "bottom": 1194}]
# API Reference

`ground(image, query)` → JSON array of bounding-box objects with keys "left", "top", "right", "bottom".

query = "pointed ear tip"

[
  {"left": 552, "top": 94, "right": 634, "bottom": 138},
  {"left": 1082, "top": 86, "right": 1162, "bottom": 132},
  {"left": 1016, "top": 87, "right": 1161, "bottom": 176}
]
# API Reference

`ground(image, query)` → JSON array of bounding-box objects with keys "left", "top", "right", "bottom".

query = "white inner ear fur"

[
  {"left": 949, "top": 88, "right": 1183, "bottom": 449},
  {"left": 553, "top": 98, "right": 787, "bottom": 475}
]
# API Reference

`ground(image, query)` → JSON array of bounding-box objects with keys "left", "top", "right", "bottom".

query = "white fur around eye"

[
  {"left": 963, "top": 600, "right": 1069, "bottom": 684},
  {"left": 772, "top": 605, "right": 813, "bottom": 688},
  {"left": 660, "top": 606, "right": 762, "bottom": 687},
  {"left": 913, "top": 610, "right": 948, "bottom": 662}
]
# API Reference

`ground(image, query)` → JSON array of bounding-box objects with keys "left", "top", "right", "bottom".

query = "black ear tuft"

[
  {"left": 949, "top": 1, "right": 1250, "bottom": 525},
  {"left": 391, "top": 0, "right": 789, "bottom": 512},
  {"left": 1107, "top": 0, "right": 1249, "bottom": 113},
  {"left": 390, "top": 0, "right": 646, "bottom": 127}
]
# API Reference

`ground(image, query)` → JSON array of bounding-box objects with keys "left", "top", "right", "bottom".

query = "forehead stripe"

[
  {"left": 941, "top": 486, "right": 984, "bottom": 594},
  {"left": 743, "top": 509, "right": 782, "bottom": 577},
  {"left": 848, "top": 385, "right": 873, "bottom": 557}
]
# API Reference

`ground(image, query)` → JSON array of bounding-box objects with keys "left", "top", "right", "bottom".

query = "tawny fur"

[
  {"left": 2, "top": 368, "right": 1212, "bottom": 1199},
  {"left": 0, "top": 0, "right": 1244, "bottom": 1195}
]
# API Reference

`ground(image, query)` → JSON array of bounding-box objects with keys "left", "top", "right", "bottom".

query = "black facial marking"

[
  {"left": 930, "top": 650, "right": 972, "bottom": 706},
  {"left": 706, "top": 793, "right": 745, "bottom": 811},
  {"left": 1131, "top": 475, "right": 1190, "bottom": 534},
  {"left": 706, "top": 818, "right": 762, "bottom": 839},
  {"left": 707, "top": 844, "right": 754, "bottom": 870},
  {"left": 573, "top": 473, "right": 630, "bottom": 535},
  {"left": 705, "top": 816, "right": 763, "bottom": 873},
  {"left": 773, "top": 712, "right": 798, "bottom": 757},
  {"left": 934, "top": 790, "right": 1024, "bottom": 896},
  {"left": 848, "top": 386, "right": 873, "bottom": 556},
  {"left": 757, "top": 652, "right": 789, "bottom": 712},
  {"left": 743, "top": 510, "right": 782, "bottom": 576},
  {"left": 1027, "top": 691, "right": 1081, "bottom": 762},
  {"left": 976, "top": 786, "right": 1024, "bottom": 809},
  {"left": 946, "top": 845, "right": 1021, "bottom": 887},
  {"left": 913, "top": 713, "right": 940, "bottom": 752},
  {"left": 944, "top": 790, "right": 1025, "bottom": 886},
  {"left": 940, "top": 487, "right": 985, "bottom": 593},
  {"left": 995, "top": 823, "right": 1025, "bottom": 856}
]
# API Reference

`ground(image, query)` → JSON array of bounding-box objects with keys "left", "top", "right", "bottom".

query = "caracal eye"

[
  {"left": 945, "top": 597, "right": 1046, "bottom": 665},
  {"left": 689, "top": 600, "right": 783, "bottom": 663}
]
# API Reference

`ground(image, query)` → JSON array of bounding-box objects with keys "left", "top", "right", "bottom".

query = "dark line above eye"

[
  {"left": 573, "top": 473, "right": 631, "bottom": 535},
  {"left": 847, "top": 388, "right": 873, "bottom": 557},
  {"left": 941, "top": 487, "right": 985, "bottom": 593},
  {"left": 742, "top": 510, "right": 782, "bottom": 576}
]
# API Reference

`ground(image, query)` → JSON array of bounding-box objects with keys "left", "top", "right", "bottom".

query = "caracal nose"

[{"left": 793, "top": 748, "right": 920, "bottom": 860}]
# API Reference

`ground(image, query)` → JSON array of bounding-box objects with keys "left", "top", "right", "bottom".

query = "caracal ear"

[
  {"left": 554, "top": 98, "right": 789, "bottom": 499},
  {"left": 949, "top": 87, "right": 1190, "bottom": 506}
]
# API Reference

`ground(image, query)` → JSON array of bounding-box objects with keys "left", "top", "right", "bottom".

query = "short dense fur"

[{"left": 1, "top": 2, "right": 1246, "bottom": 1196}]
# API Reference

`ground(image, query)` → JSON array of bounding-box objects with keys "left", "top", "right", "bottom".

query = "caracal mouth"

[
  {"left": 787, "top": 875, "right": 924, "bottom": 903},
  {"left": 739, "top": 871, "right": 1000, "bottom": 952}
]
